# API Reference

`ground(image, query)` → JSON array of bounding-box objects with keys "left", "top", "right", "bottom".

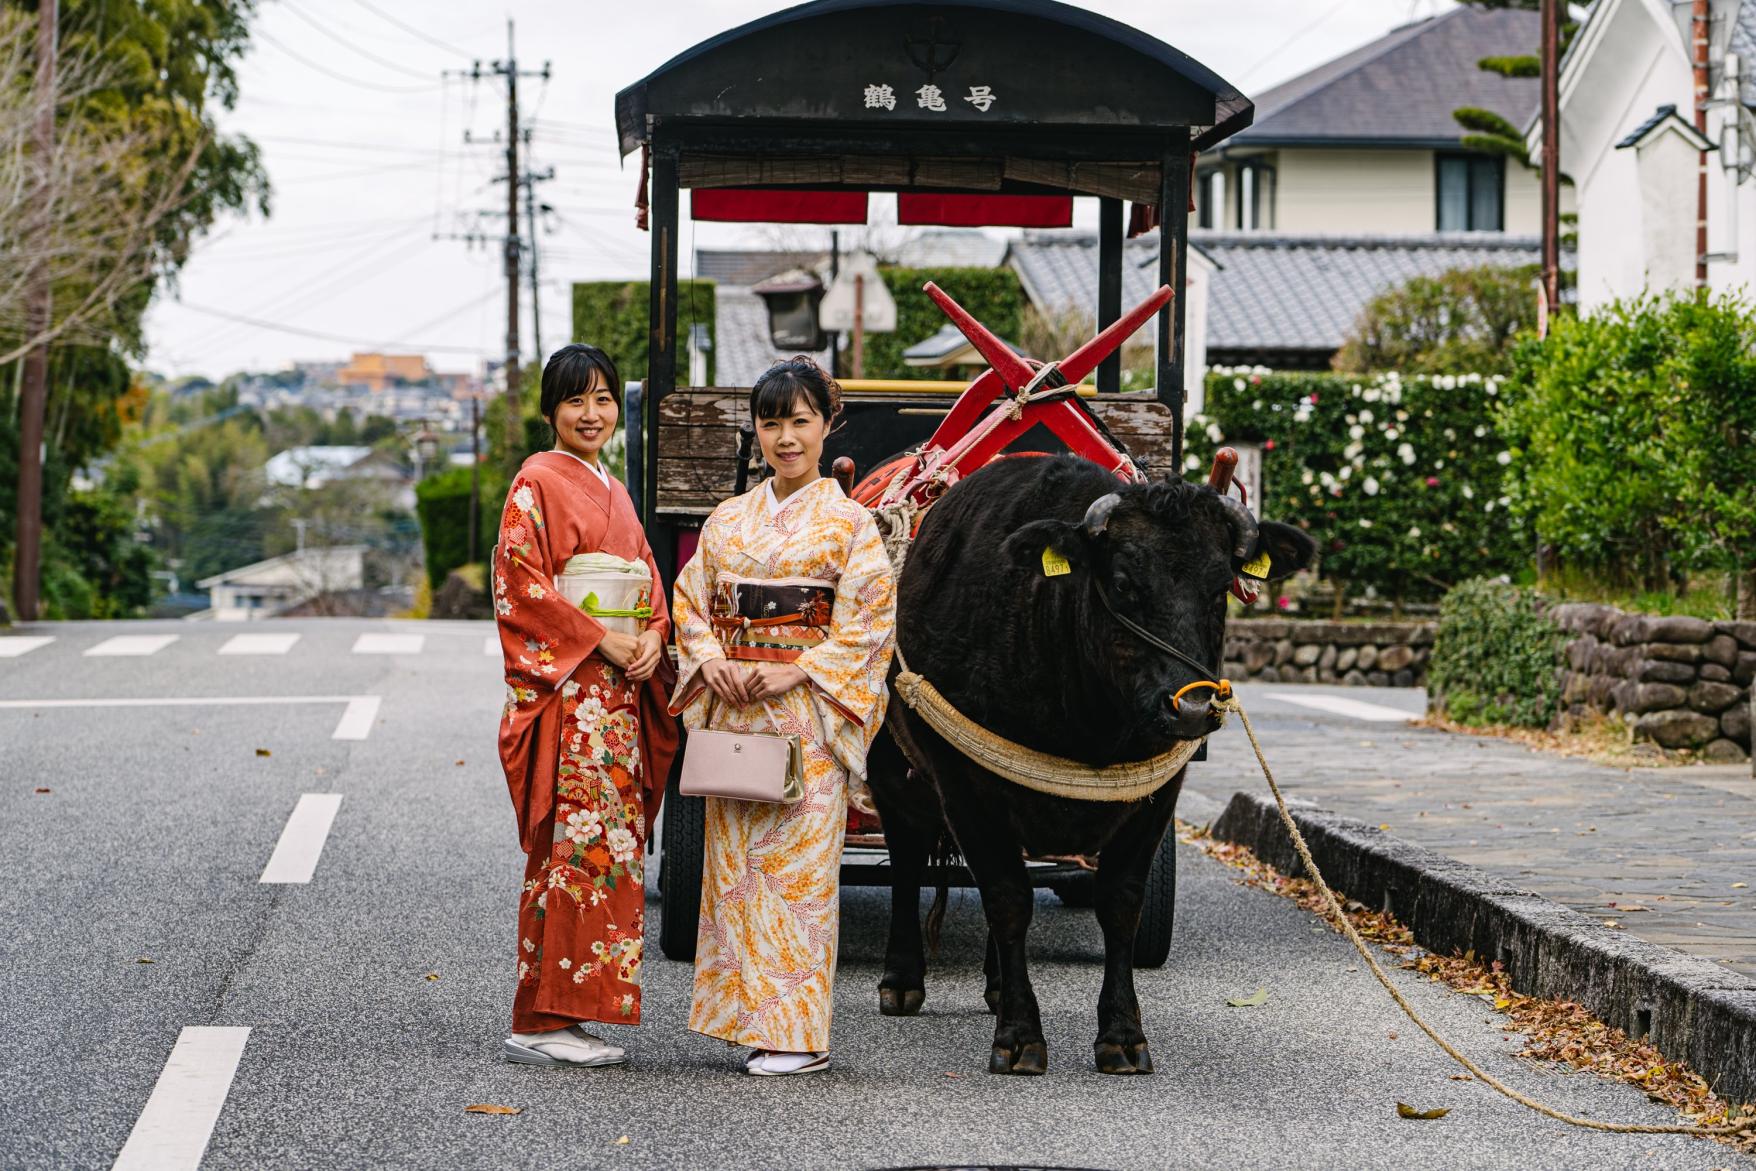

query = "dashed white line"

[
  {"left": 111, "top": 1025, "right": 250, "bottom": 1171},
  {"left": 0, "top": 636, "right": 53, "bottom": 657},
  {"left": 352, "top": 632, "right": 424, "bottom": 655},
  {"left": 84, "top": 634, "right": 179, "bottom": 657},
  {"left": 0, "top": 695, "right": 370, "bottom": 711},
  {"left": 218, "top": 633, "right": 301, "bottom": 655},
  {"left": 330, "top": 695, "right": 381, "bottom": 741},
  {"left": 1257, "top": 691, "right": 1418, "bottom": 723},
  {"left": 260, "top": 794, "right": 343, "bottom": 884}
]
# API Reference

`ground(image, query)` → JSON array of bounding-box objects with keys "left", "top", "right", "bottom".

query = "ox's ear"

[
  {"left": 1002, "top": 518, "right": 1088, "bottom": 578},
  {"left": 1237, "top": 521, "right": 1317, "bottom": 581}
]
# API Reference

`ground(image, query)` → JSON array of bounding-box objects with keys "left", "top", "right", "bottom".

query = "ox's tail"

[{"left": 924, "top": 832, "right": 958, "bottom": 957}]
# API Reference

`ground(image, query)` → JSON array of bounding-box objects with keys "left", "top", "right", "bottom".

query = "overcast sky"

[{"left": 141, "top": 0, "right": 1461, "bottom": 379}]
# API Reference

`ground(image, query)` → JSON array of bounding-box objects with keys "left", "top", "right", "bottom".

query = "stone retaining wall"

[
  {"left": 1221, "top": 620, "right": 1437, "bottom": 688},
  {"left": 1551, "top": 604, "right": 1754, "bottom": 762}
]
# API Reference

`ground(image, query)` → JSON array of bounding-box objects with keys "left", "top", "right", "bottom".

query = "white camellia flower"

[
  {"left": 1363, "top": 476, "right": 1380, "bottom": 496},
  {"left": 1359, "top": 409, "right": 1373, "bottom": 423},
  {"left": 1358, "top": 518, "right": 1374, "bottom": 528},
  {"left": 1301, "top": 470, "right": 1315, "bottom": 485},
  {"left": 1496, "top": 450, "right": 1513, "bottom": 465},
  {"left": 1398, "top": 443, "right": 1417, "bottom": 465},
  {"left": 1234, "top": 378, "right": 1246, "bottom": 391},
  {"left": 1339, "top": 465, "right": 1352, "bottom": 480},
  {"left": 1348, "top": 425, "right": 1365, "bottom": 440},
  {"left": 1461, "top": 484, "right": 1475, "bottom": 499},
  {"left": 1475, "top": 426, "right": 1487, "bottom": 437},
  {"left": 1408, "top": 526, "right": 1422, "bottom": 538},
  {"left": 1206, "top": 423, "right": 1224, "bottom": 443},
  {"left": 1319, "top": 471, "right": 1336, "bottom": 488}
]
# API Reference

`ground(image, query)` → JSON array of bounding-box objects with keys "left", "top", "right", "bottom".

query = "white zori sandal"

[
  {"left": 745, "top": 1050, "right": 829, "bottom": 1077},
  {"left": 503, "top": 1026, "right": 627, "bottom": 1067}
]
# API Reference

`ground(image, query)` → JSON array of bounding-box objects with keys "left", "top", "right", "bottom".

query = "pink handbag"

[{"left": 678, "top": 697, "right": 805, "bottom": 804}]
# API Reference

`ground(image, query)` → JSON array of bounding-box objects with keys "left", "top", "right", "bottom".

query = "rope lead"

[{"left": 1216, "top": 693, "right": 1756, "bottom": 1141}]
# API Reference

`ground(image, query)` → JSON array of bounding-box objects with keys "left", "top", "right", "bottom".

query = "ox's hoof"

[
  {"left": 982, "top": 987, "right": 1001, "bottom": 1015},
  {"left": 878, "top": 986, "right": 925, "bottom": 1016},
  {"left": 1094, "top": 1040, "right": 1154, "bottom": 1075},
  {"left": 988, "top": 1040, "right": 1048, "bottom": 1075}
]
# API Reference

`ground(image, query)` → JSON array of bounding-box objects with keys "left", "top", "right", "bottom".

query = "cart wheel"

[
  {"left": 1050, "top": 873, "right": 1096, "bottom": 907},
  {"left": 1132, "top": 828, "right": 1178, "bottom": 968},
  {"left": 658, "top": 772, "right": 705, "bottom": 962}
]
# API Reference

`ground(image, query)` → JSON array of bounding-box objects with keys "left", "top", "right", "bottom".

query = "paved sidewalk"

[{"left": 1187, "top": 684, "right": 1756, "bottom": 980}]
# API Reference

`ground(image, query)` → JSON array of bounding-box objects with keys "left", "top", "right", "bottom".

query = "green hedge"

[
  {"left": 862, "top": 267, "right": 1023, "bottom": 381},
  {"left": 1186, "top": 369, "right": 1529, "bottom": 603},
  {"left": 571, "top": 280, "right": 717, "bottom": 387},
  {"left": 1427, "top": 578, "right": 1566, "bottom": 727},
  {"left": 1498, "top": 292, "right": 1756, "bottom": 595},
  {"left": 416, "top": 466, "right": 503, "bottom": 591}
]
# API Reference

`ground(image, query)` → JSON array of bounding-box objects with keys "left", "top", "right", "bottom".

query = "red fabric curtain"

[
  {"left": 691, "top": 189, "right": 869, "bottom": 224},
  {"left": 898, "top": 193, "right": 1072, "bottom": 228}
]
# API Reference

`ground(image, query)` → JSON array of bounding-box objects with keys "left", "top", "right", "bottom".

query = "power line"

[
  {"left": 352, "top": 0, "right": 477, "bottom": 59},
  {"left": 254, "top": 28, "right": 441, "bottom": 94},
  {"left": 278, "top": 0, "right": 442, "bottom": 81},
  {"left": 170, "top": 301, "right": 488, "bottom": 354}
]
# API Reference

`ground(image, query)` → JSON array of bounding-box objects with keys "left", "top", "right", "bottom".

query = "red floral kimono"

[{"left": 493, "top": 451, "right": 679, "bottom": 1030}]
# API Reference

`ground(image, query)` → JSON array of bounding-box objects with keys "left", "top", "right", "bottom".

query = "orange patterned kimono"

[
  {"left": 494, "top": 451, "right": 677, "bottom": 1031},
  {"left": 671, "top": 477, "right": 897, "bottom": 1052}
]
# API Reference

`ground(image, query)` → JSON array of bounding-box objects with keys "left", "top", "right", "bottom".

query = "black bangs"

[
  {"left": 541, "top": 343, "right": 621, "bottom": 421},
  {"left": 750, "top": 355, "right": 841, "bottom": 422}
]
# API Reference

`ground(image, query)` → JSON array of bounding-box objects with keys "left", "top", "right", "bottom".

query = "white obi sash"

[{"left": 554, "top": 552, "right": 652, "bottom": 636}]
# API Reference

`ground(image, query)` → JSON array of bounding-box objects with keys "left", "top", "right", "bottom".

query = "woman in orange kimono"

[
  {"left": 671, "top": 357, "right": 897, "bottom": 1077},
  {"left": 493, "top": 344, "right": 678, "bottom": 1068}
]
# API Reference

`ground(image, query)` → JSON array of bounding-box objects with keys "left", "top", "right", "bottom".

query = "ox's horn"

[
  {"left": 1082, "top": 493, "right": 1122, "bottom": 536},
  {"left": 1218, "top": 493, "right": 1259, "bottom": 562}
]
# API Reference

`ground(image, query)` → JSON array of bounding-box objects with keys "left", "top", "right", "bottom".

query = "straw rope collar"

[{"left": 890, "top": 647, "right": 1213, "bottom": 802}]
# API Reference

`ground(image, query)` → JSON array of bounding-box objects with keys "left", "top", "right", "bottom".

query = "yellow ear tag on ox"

[
  {"left": 1041, "top": 547, "right": 1072, "bottom": 577},
  {"left": 1241, "top": 551, "right": 1272, "bottom": 578}
]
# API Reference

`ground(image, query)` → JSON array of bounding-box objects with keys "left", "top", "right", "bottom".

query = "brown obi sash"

[{"left": 710, "top": 575, "right": 836, "bottom": 663}]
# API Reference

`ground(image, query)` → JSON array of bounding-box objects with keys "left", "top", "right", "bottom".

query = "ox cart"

[{"left": 611, "top": 0, "right": 1255, "bottom": 964}]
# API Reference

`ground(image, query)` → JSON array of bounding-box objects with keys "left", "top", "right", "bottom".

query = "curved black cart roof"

[{"left": 615, "top": 0, "right": 1252, "bottom": 202}]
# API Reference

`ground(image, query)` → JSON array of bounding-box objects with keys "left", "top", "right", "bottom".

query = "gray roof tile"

[{"left": 1233, "top": 7, "right": 1541, "bottom": 147}]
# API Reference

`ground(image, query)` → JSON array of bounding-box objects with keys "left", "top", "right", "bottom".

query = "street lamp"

[{"left": 413, "top": 427, "right": 441, "bottom": 479}]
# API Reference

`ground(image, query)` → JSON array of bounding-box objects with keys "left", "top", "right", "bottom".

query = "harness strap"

[{"left": 1093, "top": 582, "right": 1216, "bottom": 681}]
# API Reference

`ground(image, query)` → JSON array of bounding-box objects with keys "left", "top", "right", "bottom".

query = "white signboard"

[{"left": 818, "top": 251, "right": 897, "bottom": 333}]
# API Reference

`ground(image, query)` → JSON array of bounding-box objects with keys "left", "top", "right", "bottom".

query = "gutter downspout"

[{"left": 1695, "top": 0, "right": 1711, "bottom": 287}]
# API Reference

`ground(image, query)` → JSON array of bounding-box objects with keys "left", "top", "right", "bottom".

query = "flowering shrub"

[
  {"left": 1427, "top": 578, "right": 1565, "bottom": 728},
  {"left": 1186, "top": 368, "right": 1529, "bottom": 604}
]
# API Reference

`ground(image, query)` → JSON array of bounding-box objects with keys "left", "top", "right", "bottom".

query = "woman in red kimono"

[{"left": 493, "top": 344, "right": 678, "bottom": 1068}]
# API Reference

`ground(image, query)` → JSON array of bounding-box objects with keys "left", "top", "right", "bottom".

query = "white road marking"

[
  {"left": 111, "top": 1025, "right": 250, "bottom": 1171},
  {"left": 483, "top": 634, "right": 499, "bottom": 656},
  {"left": 84, "top": 634, "right": 178, "bottom": 657},
  {"left": 260, "top": 794, "right": 343, "bottom": 884},
  {"left": 0, "top": 636, "right": 53, "bottom": 657},
  {"left": 351, "top": 632, "right": 423, "bottom": 655},
  {"left": 1258, "top": 691, "right": 1418, "bottom": 723},
  {"left": 330, "top": 695, "right": 381, "bottom": 741},
  {"left": 0, "top": 695, "right": 370, "bottom": 711},
  {"left": 218, "top": 633, "right": 300, "bottom": 655}
]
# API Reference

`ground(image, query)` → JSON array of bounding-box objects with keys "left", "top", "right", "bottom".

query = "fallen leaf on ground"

[
  {"left": 455, "top": 760, "right": 466, "bottom": 767},
  {"left": 255, "top": 748, "right": 271, "bottom": 757},
  {"left": 33, "top": 787, "right": 50, "bottom": 794},
  {"left": 615, "top": 1136, "right": 630, "bottom": 1145},
  {"left": 1397, "top": 1103, "right": 1451, "bottom": 1120},
  {"left": 1388, "top": 1030, "right": 1399, "bottom": 1040},
  {"left": 464, "top": 1104, "right": 521, "bottom": 1115},
  {"left": 1226, "top": 987, "right": 1269, "bottom": 1008},
  {"left": 1604, "top": 920, "right": 1624, "bottom": 929},
  {"left": 1734, "top": 883, "right": 1748, "bottom": 889},
  {"left": 423, "top": 972, "right": 440, "bottom": 981},
  {"left": 943, "top": 1072, "right": 961, "bottom": 1078},
  {"left": 1378, "top": 823, "right": 1392, "bottom": 831},
  {"left": 1450, "top": 1074, "right": 1473, "bottom": 1081},
  {"left": 136, "top": 957, "right": 154, "bottom": 964}
]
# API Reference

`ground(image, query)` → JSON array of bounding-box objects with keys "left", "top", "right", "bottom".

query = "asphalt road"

[{"left": 1, "top": 620, "right": 1746, "bottom": 1171}]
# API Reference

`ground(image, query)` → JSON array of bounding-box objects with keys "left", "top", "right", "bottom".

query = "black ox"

[{"left": 867, "top": 454, "right": 1315, "bottom": 1075}]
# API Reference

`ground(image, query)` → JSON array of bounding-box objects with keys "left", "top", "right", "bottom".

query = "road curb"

[{"left": 1210, "top": 789, "right": 1756, "bottom": 1105}]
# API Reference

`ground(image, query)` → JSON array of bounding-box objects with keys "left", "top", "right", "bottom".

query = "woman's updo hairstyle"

[
  {"left": 750, "top": 355, "right": 841, "bottom": 423},
  {"left": 540, "top": 343, "right": 621, "bottom": 425}
]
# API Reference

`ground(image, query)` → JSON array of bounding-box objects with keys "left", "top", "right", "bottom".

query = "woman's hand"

[
  {"left": 747, "top": 663, "right": 808, "bottom": 702},
  {"left": 624, "top": 630, "right": 664, "bottom": 681},
  {"left": 596, "top": 630, "right": 640, "bottom": 669},
  {"left": 701, "top": 658, "right": 754, "bottom": 706}
]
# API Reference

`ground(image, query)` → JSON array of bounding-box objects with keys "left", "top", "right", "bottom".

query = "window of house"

[
  {"left": 1196, "top": 169, "right": 1225, "bottom": 229},
  {"left": 1237, "top": 161, "right": 1275, "bottom": 231},
  {"left": 1436, "top": 153, "right": 1503, "bottom": 231}
]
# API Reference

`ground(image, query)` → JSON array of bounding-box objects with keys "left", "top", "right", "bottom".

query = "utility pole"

[
  {"left": 11, "top": 0, "right": 55, "bottom": 622},
  {"left": 520, "top": 128, "right": 553, "bottom": 364},
  {"left": 440, "top": 26, "right": 546, "bottom": 478},
  {"left": 1539, "top": 0, "right": 1560, "bottom": 325},
  {"left": 1692, "top": 0, "right": 1711, "bottom": 288}
]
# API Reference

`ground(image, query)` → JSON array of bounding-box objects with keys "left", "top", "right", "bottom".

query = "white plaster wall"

[
  {"left": 1272, "top": 150, "right": 1436, "bottom": 234},
  {"left": 1638, "top": 132, "right": 1701, "bottom": 296},
  {"left": 1501, "top": 162, "right": 1547, "bottom": 234}
]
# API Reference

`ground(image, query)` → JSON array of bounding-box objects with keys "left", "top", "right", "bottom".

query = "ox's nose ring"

[{"left": 1170, "top": 679, "right": 1232, "bottom": 712}]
